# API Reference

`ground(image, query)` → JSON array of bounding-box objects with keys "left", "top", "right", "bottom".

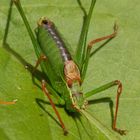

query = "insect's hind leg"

[
  {"left": 10, "top": 0, "right": 41, "bottom": 58},
  {"left": 41, "top": 80, "right": 68, "bottom": 135},
  {"left": 84, "top": 80, "right": 126, "bottom": 135},
  {"left": 1, "top": 0, "right": 18, "bottom": 105},
  {"left": 3, "top": 0, "right": 13, "bottom": 45},
  {"left": 81, "top": 23, "right": 118, "bottom": 80}
]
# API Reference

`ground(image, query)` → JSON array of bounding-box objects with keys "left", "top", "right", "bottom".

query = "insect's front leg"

[
  {"left": 41, "top": 80, "right": 68, "bottom": 135},
  {"left": 84, "top": 80, "right": 126, "bottom": 135},
  {"left": 81, "top": 23, "right": 118, "bottom": 80}
]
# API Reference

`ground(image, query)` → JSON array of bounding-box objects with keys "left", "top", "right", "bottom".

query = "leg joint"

[{"left": 115, "top": 80, "right": 122, "bottom": 95}]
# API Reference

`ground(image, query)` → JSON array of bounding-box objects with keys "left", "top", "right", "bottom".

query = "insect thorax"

[{"left": 69, "top": 82, "right": 88, "bottom": 111}]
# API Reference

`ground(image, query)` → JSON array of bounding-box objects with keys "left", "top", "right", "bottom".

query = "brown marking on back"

[{"left": 64, "top": 60, "right": 81, "bottom": 87}]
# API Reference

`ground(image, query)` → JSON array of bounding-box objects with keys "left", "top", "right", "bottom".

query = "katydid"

[{"left": 3, "top": 0, "right": 126, "bottom": 135}]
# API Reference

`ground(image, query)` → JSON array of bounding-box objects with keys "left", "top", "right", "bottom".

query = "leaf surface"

[{"left": 0, "top": 0, "right": 140, "bottom": 140}]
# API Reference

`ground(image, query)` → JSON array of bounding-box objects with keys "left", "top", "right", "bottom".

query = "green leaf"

[{"left": 0, "top": 0, "right": 140, "bottom": 140}]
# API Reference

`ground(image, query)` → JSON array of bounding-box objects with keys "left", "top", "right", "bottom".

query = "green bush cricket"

[{"left": 3, "top": 0, "right": 126, "bottom": 135}]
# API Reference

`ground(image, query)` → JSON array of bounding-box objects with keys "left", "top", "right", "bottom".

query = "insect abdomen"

[
  {"left": 44, "top": 21, "right": 71, "bottom": 62},
  {"left": 37, "top": 23, "right": 64, "bottom": 77},
  {"left": 38, "top": 18, "right": 71, "bottom": 62}
]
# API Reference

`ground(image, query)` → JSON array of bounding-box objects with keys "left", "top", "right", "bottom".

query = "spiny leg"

[
  {"left": 84, "top": 80, "right": 126, "bottom": 135},
  {"left": 82, "top": 23, "right": 118, "bottom": 80},
  {"left": 41, "top": 80, "right": 68, "bottom": 135}
]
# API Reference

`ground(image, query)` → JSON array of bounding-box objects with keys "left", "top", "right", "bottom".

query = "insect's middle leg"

[
  {"left": 41, "top": 80, "right": 68, "bottom": 135},
  {"left": 84, "top": 80, "right": 126, "bottom": 135}
]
